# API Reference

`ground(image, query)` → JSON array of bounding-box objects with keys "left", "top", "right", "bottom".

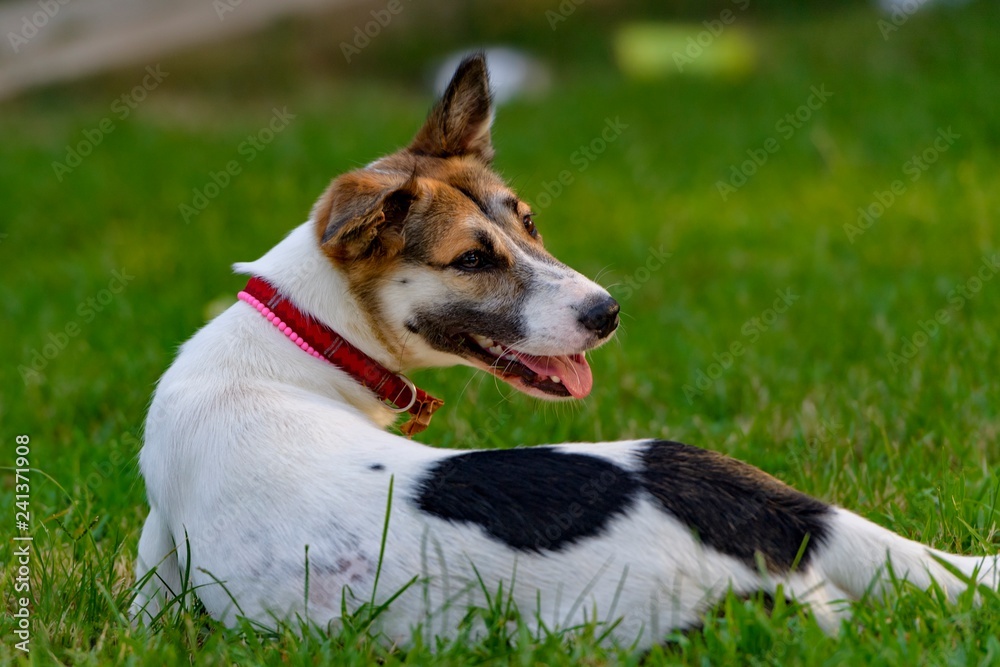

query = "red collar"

[{"left": 240, "top": 277, "right": 443, "bottom": 435}]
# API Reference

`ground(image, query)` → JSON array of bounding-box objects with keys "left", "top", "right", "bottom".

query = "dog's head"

[{"left": 312, "top": 54, "right": 618, "bottom": 400}]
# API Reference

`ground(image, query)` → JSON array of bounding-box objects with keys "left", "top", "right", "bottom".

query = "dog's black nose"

[{"left": 578, "top": 296, "right": 620, "bottom": 339}]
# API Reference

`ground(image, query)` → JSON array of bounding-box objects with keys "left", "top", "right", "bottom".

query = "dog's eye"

[
  {"left": 523, "top": 214, "right": 538, "bottom": 238},
  {"left": 452, "top": 250, "right": 490, "bottom": 271}
]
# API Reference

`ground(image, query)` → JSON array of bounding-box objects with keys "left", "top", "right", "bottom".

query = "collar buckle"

[{"left": 385, "top": 374, "right": 418, "bottom": 414}]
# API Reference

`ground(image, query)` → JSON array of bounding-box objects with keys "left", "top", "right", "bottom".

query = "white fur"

[
  {"left": 132, "top": 218, "right": 998, "bottom": 646},
  {"left": 517, "top": 253, "right": 609, "bottom": 355}
]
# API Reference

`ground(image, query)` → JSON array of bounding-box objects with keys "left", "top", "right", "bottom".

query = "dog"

[{"left": 132, "top": 54, "right": 998, "bottom": 646}]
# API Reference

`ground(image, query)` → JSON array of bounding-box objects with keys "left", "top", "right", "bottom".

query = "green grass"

[{"left": 3, "top": 2, "right": 1000, "bottom": 664}]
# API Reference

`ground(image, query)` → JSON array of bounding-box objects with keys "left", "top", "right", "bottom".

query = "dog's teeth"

[
  {"left": 551, "top": 376, "right": 561, "bottom": 383},
  {"left": 472, "top": 335, "right": 497, "bottom": 350},
  {"left": 488, "top": 345, "right": 503, "bottom": 356}
]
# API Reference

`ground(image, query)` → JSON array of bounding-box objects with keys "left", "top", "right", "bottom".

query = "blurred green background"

[{"left": 3, "top": 0, "right": 1000, "bottom": 663}]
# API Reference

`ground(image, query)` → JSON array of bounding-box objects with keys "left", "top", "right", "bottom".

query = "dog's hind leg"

[
  {"left": 131, "top": 509, "right": 181, "bottom": 624},
  {"left": 778, "top": 568, "right": 853, "bottom": 634},
  {"left": 757, "top": 506, "right": 997, "bottom": 634},
  {"left": 814, "top": 507, "right": 999, "bottom": 605}
]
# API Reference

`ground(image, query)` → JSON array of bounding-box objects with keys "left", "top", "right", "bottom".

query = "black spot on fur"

[
  {"left": 639, "top": 440, "right": 831, "bottom": 572},
  {"left": 414, "top": 448, "right": 639, "bottom": 552},
  {"left": 369, "top": 463, "right": 385, "bottom": 471}
]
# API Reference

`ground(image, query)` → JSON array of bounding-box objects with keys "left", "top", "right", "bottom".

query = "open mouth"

[{"left": 454, "top": 333, "right": 594, "bottom": 399}]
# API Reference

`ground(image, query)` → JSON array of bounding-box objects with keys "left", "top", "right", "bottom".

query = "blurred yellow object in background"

[{"left": 614, "top": 22, "right": 758, "bottom": 80}]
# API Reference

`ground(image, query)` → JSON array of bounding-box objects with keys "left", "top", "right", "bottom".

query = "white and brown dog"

[{"left": 133, "top": 55, "right": 997, "bottom": 645}]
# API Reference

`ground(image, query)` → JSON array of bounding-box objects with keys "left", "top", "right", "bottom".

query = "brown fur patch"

[
  {"left": 311, "top": 169, "right": 417, "bottom": 357},
  {"left": 313, "top": 170, "right": 414, "bottom": 263},
  {"left": 307, "top": 54, "right": 562, "bottom": 364},
  {"left": 310, "top": 149, "right": 561, "bottom": 362}
]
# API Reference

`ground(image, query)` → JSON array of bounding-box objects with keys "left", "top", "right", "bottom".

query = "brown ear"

[
  {"left": 316, "top": 173, "right": 419, "bottom": 264},
  {"left": 409, "top": 53, "right": 494, "bottom": 163}
]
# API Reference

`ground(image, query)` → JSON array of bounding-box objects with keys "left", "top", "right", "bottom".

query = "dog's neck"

[{"left": 233, "top": 221, "right": 404, "bottom": 429}]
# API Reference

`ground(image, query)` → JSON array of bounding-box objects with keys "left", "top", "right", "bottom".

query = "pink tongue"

[{"left": 514, "top": 352, "right": 593, "bottom": 398}]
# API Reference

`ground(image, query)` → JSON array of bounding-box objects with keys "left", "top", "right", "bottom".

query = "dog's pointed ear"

[
  {"left": 315, "top": 173, "right": 420, "bottom": 264},
  {"left": 409, "top": 53, "right": 494, "bottom": 163}
]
